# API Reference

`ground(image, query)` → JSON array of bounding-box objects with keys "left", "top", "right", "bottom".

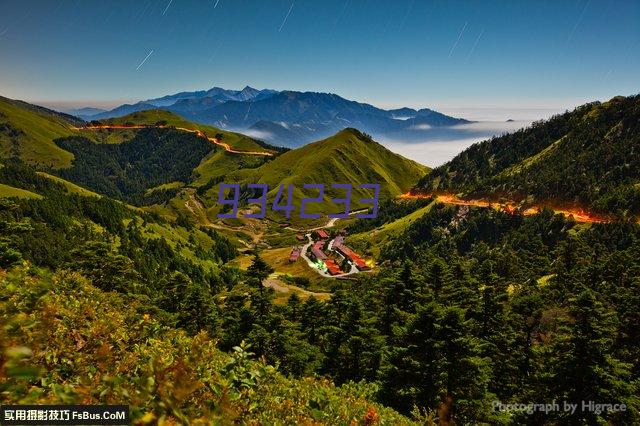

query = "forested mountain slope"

[
  {"left": 417, "top": 95, "right": 640, "bottom": 216},
  {"left": 0, "top": 266, "right": 413, "bottom": 425},
  {"left": 54, "top": 128, "right": 216, "bottom": 204},
  {"left": 341, "top": 203, "right": 640, "bottom": 424}
]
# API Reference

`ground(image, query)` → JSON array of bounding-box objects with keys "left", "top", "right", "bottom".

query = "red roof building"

[
  {"left": 295, "top": 234, "right": 305, "bottom": 241},
  {"left": 324, "top": 259, "right": 342, "bottom": 275},
  {"left": 310, "top": 241, "right": 328, "bottom": 260},
  {"left": 334, "top": 242, "right": 370, "bottom": 271},
  {"left": 289, "top": 247, "right": 301, "bottom": 262},
  {"left": 315, "top": 229, "right": 329, "bottom": 240}
]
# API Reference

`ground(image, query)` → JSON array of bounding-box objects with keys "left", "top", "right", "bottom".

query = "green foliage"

[
  {"left": 247, "top": 253, "right": 274, "bottom": 284},
  {"left": 0, "top": 266, "right": 414, "bottom": 425},
  {"left": 66, "top": 241, "right": 141, "bottom": 293},
  {"left": 380, "top": 303, "right": 492, "bottom": 422},
  {"left": 0, "top": 241, "right": 22, "bottom": 268},
  {"left": 545, "top": 289, "right": 638, "bottom": 424},
  {"left": 346, "top": 197, "right": 434, "bottom": 234}
]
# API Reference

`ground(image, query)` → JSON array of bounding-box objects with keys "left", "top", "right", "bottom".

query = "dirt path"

[
  {"left": 284, "top": 209, "right": 369, "bottom": 232},
  {"left": 263, "top": 272, "right": 330, "bottom": 299}
]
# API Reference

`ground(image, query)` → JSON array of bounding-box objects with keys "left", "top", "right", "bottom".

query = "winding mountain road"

[
  {"left": 284, "top": 209, "right": 369, "bottom": 232},
  {"left": 263, "top": 272, "right": 331, "bottom": 300},
  {"left": 399, "top": 192, "right": 611, "bottom": 224},
  {"left": 77, "top": 124, "right": 274, "bottom": 156}
]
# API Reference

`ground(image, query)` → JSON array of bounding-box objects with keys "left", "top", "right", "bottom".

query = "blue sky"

[{"left": 1, "top": 0, "right": 638, "bottom": 115}]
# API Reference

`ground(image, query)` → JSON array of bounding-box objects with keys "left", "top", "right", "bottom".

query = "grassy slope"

[
  {"left": 77, "top": 127, "right": 138, "bottom": 144},
  {"left": 99, "top": 110, "right": 274, "bottom": 153},
  {"left": 193, "top": 150, "right": 266, "bottom": 186},
  {"left": 349, "top": 201, "right": 436, "bottom": 257},
  {"left": 36, "top": 172, "right": 101, "bottom": 197},
  {"left": 1, "top": 159, "right": 221, "bottom": 271},
  {"left": 203, "top": 128, "right": 429, "bottom": 221},
  {"left": 0, "top": 96, "right": 78, "bottom": 168},
  {"left": 145, "top": 181, "right": 184, "bottom": 195},
  {"left": 0, "top": 266, "right": 415, "bottom": 425},
  {"left": 0, "top": 183, "right": 43, "bottom": 199}
]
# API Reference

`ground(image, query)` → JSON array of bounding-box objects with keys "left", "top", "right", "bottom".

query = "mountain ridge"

[{"left": 71, "top": 86, "right": 471, "bottom": 148}]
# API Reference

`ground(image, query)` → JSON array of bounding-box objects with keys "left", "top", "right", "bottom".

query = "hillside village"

[{"left": 289, "top": 228, "right": 372, "bottom": 277}]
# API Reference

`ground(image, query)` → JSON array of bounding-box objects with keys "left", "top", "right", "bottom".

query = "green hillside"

[
  {"left": 36, "top": 172, "right": 101, "bottom": 197},
  {"left": 2, "top": 94, "right": 640, "bottom": 424},
  {"left": 0, "top": 96, "right": 80, "bottom": 168},
  {"left": 96, "top": 109, "right": 282, "bottom": 154},
  {"left": 193, "top": 149, "right": 269, "bottom": 187},
  {"left": 0, "top": 183, "right": 42, "bottom": 199},
  {"left": 203, "top": 128, "right": 429, "bottom": 220},
  {"left": 0, "top": 158, "right": 235, "bottom": 269},
  {"left": 347, "top": 199, "right": 436, "bottom": 257},
  {"left": 418, "top": 95, "right": 640, "bottom": 216}
]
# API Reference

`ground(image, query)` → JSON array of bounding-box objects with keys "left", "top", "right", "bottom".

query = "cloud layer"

[{"left": 378, "top": 120, "right": 533, "bottom": 167}]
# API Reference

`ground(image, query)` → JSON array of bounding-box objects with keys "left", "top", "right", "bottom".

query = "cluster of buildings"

[
  {"left": 297, "top": 229, "right": 370, "bottom": 276},
  {"left": 331, "top": 235, "right": 370, "bottom": 271}
]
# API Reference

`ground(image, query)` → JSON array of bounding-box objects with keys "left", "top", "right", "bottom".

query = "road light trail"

[
  {"left": 77, "top": 124, "right": 274, "bottom": 156},
  {"left": 399, "top": 192, "right": 614, "bottom": 224}
]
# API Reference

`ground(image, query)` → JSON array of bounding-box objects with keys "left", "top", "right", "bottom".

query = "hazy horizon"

[
  {"left": 30, "top": 86, "right": 611, "bottom": 124},
  {"left": 28, "top": 86, "right": 604, "bottom": 168}
]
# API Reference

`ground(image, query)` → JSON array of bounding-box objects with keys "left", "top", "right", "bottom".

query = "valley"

[{"left": 185, "top": 184, "right": 373, "bottom": 284}]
